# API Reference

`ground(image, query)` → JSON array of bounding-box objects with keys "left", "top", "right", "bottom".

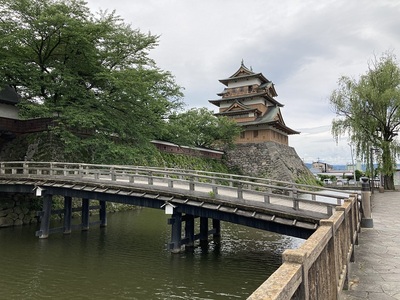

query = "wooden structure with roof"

[
  {"left": 209, "top": 62, "right": 299, "bottom": 145},
  {"left": 0, "top": 85, "right": 20, "bottom": 119}
]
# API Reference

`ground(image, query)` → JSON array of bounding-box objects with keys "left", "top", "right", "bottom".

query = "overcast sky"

[{"left": 86, "top": 0, "right": 400, "bottom": 165}]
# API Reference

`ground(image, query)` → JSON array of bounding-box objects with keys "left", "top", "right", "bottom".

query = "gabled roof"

[
  {"left": 214, "top": 100, "right": 261, "bottom": 117},
  {"left": 219, "top": 62, "right": 271, "bottom": 86},
  {"left": 239, "top": 106, "right": 300, "bottom": 135},
  {"left": 224, "top": 100, "right": 253, "bottom": 112},
  {"left": 0, "top": 85, "right": 19, "bottom": 105},
  {"left": 259, "top": 82, "right": 278, "bottom": 97},
  {"left": 229, "top": 62, "right": 255, "bottom": 78}
]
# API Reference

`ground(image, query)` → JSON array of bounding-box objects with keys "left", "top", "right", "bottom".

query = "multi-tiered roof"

[{"left": 209, "top": 62, "right": 298, "bottom": 144}]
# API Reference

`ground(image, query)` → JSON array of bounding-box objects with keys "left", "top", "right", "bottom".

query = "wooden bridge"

[{"left": 0, "top": 161, "right": 357, "bottom": 253}]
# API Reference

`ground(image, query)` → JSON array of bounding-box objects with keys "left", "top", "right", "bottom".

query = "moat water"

[{"left": 0, "top": 208, "right": 304, "bottom": 299}]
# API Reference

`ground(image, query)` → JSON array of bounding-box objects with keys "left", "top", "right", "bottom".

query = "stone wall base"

[
  {"left": 225, "top": 142, "right": 313, "bottom": 182},
  {"left": 0, "top": 193, "right": 38, "bottom": 227}
]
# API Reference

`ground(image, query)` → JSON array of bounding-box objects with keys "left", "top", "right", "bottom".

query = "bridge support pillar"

[
  {"left": 184, "top": 214, "right": 195, "bottom": 247},
  {"left": 200, "top": 217, "right": 208, "bottom": 242},
  {"left": 37, "top": 194, "right": 52, "bottom": 239},
  {"left": 212, "top": 219, "right": 221, "bottom": 242},
  {"left": 168, "top": 211, "right": 182, "bottom": 253},
  {"left": 100, "top": 200, "right": 107, "bottom": 227},
  {"left": 63, "top": 196, "right": 72, "bottom": 234},
  {"left": 82, "top": 198, "right": 90, "bottom": 231}
]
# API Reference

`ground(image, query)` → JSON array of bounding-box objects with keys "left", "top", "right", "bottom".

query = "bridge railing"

[
  {"left": 0, "top": 161, "right": 356, "bottom": 217},
  {"left": 247, "top": 193, "right": 360, "bottom": 299}
]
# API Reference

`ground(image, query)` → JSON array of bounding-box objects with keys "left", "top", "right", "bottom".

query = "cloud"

[
  {"left": 290, "top": 125, "right": 353, "bottom": 165},
  {"left": 85, "top": 0, "right": 400, "bottom": 164}
]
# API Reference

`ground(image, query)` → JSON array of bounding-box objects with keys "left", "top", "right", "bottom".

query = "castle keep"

[{"left": 209, "top": 62, "right": 298, "bottom": 145}]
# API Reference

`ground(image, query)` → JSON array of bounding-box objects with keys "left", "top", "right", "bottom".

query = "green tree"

[
  {"left": 160, "top": 107, "right": 242, "bottom": 149},
  {"left": 0, "top": 0, "right": 183, "bottom": 162},
  {"left": 330, "top": 52, "right": 400, "bottom": 190},
  {"left": 355, "top": 169, "right": 363, "bottom": 181}
]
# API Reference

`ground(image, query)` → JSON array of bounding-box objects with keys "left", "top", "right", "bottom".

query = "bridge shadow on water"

[{"left": 0, "top": 207, "right": 305, "bottom": 299}]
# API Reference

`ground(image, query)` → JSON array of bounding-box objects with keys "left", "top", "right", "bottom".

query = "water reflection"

[{"left": 0, "top": 208, "right": 304, "bottom": 299}]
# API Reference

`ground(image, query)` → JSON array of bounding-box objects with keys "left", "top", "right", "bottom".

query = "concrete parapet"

[
  {"left": 360, "top": 177, "right": 373, "bottom": 228},
  {"left": 247, "top": 194, "right": 360, "bottom": 300},
  {"left": 248, "top": 262, "right": 303, "bottom": 300}
]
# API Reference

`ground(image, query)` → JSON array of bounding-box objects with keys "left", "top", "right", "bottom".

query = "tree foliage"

[
  {"left": 0, "top": 0, "right": 183, "bottom": 162},
  {"left": 160, "top": 107, "right": 242, "bottom": 149},
  {"left": 330, "top": 52, "right": 400, "bottom": 189}
]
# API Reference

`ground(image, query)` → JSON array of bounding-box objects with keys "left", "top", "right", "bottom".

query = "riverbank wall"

[{"left": 0, "top": 193, "right": 38, "bottom": 227}]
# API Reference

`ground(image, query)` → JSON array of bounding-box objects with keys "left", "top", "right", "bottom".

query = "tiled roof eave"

[
  {"left": 240, "top": 120, "right": 300, "bottom": 135},
  {"left": 215, "top": 108, "right": 260, "bottom": 116},
  {"left": 219, "top": 73, "right": 270, "bottom": 86},
  {"left": 209, "top": 92, "right": 283, "bottom": 107}
]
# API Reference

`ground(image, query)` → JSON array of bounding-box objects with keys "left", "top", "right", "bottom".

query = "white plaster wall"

[
  {"left": 227, "top": 78, "right": 261, "bottom": 88},
  {"left": 219, "top": 96, "right": 265, "bottom": 109},
  {"left": 242, "top": 97, "right": 265, "bottom": 105},
  {"left": 0, "top": 103, "right": 19, "bottom": 119}
]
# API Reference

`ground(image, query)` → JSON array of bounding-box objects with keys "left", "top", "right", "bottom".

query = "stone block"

[
  {"left": 23, "top": 215, "right": 32, "bottom": 224},
  {"left": 14, "top": 219, "right": 23, "bottom": 226},
  {"left": 0, "top": 216, "right": 13, "bottom": 227},
  {"left": 8, "top": 212, "right": 18, "bottom": 220},
  {"left": 13, "top": 206, "right": 23, "bottom": 214}
]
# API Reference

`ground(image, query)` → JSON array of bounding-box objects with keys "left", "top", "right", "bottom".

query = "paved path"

[{"left": 341, "top": 191, "right": 400, "bottom": 300}]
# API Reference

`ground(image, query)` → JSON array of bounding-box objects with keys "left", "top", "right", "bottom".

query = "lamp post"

[
  {"left": 370, "top": 147, "right": 380, "bottom": 193},
  {"left": 349, "top": 144, "right": 357, "bottom": 187}
]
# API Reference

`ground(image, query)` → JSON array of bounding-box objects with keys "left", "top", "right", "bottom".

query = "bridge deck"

[
  {"left": 0, "top": 162, "right": 358, "bottom": 238},
  {"left": 341, "top": 191, "right": 400, "bottom": 299}
]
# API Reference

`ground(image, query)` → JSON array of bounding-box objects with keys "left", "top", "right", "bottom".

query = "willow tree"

[
  {"left": 0, "top": 0, "right": 183, "bottom": 163},
  {"left": 330, "top": 52, "right": 400, "bottom": 190}
]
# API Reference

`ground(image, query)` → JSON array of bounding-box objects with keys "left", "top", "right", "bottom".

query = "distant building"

[
  {"left": 312, "top": 161, "right": 333, "bottom": 173},
  {"left": 209, "top": 62, "right": 298, "bottom": 145}
]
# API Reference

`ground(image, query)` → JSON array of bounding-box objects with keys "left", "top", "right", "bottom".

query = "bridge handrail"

[
  {"left": 130, "top": 165, "right": 351, "bottom": 194},
  {"left": 0, "top": 161, "right": 354, "bottom": 212},
  {"left": 248, "top": 194, "right": 360, "bottom": 299},
  {"left": 0, "top": 161, "right": 346, "bottom": 193}
]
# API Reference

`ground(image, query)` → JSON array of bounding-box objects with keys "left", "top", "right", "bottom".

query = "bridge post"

[
  {"left": 63, "top": 196, "right": 72, "bottom": 234},
  {"left": 237, "top": 183, "right": 243, "bottom": 199},
  {"left": 100, "top": 200, "right": 107, "bottom": 227},
  {"left": 199, "top": 217, "right": 208, "bottom": 241},
  {"left": 212, "top": 219, "right": 221, "bottom": 241},
  {"left": 81, "top": 198, "right": 90, "bottom": 231},
  {"left": 189, "top": 176, "right": 195, "bottom": 191},
  {"left": 184, "top": 214, "right": 195, "bottom": 247},
  {"left": 37, "top": 194, "right": 52, "bottom": 239},
  {"left": 360, "top": 177, "right": 373, "bottom": 228},
  {"left": 168, "top": 211, "right": 182, "bottom": 253}
]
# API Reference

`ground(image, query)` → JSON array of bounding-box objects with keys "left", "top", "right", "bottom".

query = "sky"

[{"left": 86, "top": 0, "right": 400, "bottom": 165}]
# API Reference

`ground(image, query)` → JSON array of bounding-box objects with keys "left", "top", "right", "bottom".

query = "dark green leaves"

[
  {"left": 0, "top": 0, "right": 183, "bottom": 162},
  {"left": 160, "top": 108, "right": 241, "bottom": 149}
]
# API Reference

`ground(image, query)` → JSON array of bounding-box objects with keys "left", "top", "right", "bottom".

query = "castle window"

[{"left": 253, "top": 130, "right": 258, "bottom": 138}]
